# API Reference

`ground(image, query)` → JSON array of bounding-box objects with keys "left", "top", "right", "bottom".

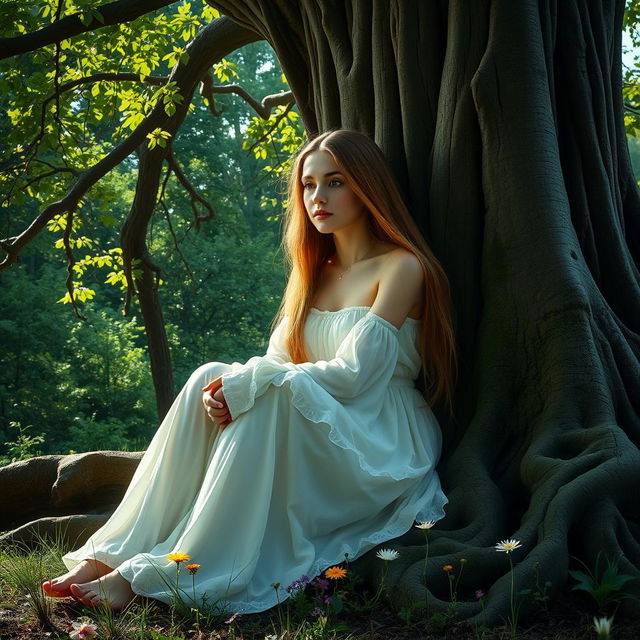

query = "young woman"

[{"left": 42, "top": 129, "right": 457, "bottom": 612}]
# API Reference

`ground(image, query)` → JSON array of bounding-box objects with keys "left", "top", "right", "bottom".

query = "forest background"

[{"left": 0, "top": 0, "right": 639, "bottom": 465}]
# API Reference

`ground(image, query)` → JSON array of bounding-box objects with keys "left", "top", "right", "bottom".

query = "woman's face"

[{"left": 301, "top": 150, "right": 367, "bottom": 234}]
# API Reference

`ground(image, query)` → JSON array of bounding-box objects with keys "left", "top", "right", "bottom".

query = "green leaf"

[
  {"left": 92, "top": 9, "right": 105, "bottom": 24},
  {"left": 330, "top": 594, "right": 343, "bottom": 614}
]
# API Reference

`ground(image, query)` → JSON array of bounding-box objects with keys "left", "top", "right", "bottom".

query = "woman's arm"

[{"left": 370, "top": 249, "right": 424, "bottom": 328}]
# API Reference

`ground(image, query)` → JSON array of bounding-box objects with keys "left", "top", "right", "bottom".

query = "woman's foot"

[
  {"left": 70, "top": 569, "right": 135, "bottom": 610},
  {"left": 42, "top": 559, "right": 113, "bottom": 598}
]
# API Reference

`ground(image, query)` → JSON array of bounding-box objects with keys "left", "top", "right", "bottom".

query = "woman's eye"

[
  {"left": 329, "top": 179, "right": 343, "bottom": 187},
  {"left": 302, "top": 182, "right": 314, "bottom": 190}
]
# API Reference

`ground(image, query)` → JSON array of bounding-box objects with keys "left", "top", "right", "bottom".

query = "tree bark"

[{"left": 209, "top": 0, "right": 640, "bottom": 624}]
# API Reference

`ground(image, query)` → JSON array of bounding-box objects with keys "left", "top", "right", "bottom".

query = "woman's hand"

[{"left": 202, "top": 377, "right": 233, "bottom": 429}]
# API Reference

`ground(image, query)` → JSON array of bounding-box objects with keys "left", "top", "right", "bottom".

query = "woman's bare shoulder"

[
  {"left": 370, "top": 247, "right": 424, "bottom": 326},
  {"left": 380, "top": 246, "right": 423, "bottom": 274}
]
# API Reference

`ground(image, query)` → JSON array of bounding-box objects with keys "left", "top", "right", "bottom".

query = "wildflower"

[
  {"left": 185, "top": 563, "right": 200, "bottom": 574},
  {"left": 460, "top": 558, "right": 467, "bottom": 564},
  {"left": 286, "top": 574, "right": 309, "bottom": 593},
  {"left": 593, "top": 616, "right": 614, "bottom": 639},
  {"left": 310, "top": 607, "right": 323, "bottom": 617},
  {"left": 494, "top": 539, "right": 522, "bottom": 554},
  {"left": 324, "top": 595, "right": 332, "bottom": 604},
  {"left": 442, "top": 564, "right": 453, "bottom": 572},
  {"left": 69, "top": 621, "right": 97, "bottom": 639},
  {"left": 264, "top": 636, "right": 279, "bottom": 640},
  {"left": 376, "top": 548, "right": 400, "bottom": 561},
  {"left": 224, "top": 611, "right": 240, "bottom": 624},
  {"left": 313, "top": 577, "right": 330, "bottom": 591},
  {"left": 271, "top": 582, "right": 280, "bottom": 589},
  {"left": 415, "top": 520, "right": 436, "bottom": 529},
  {"left": 325, "top": 565, "right": 347, "bottom": 579},
  {"left": 475, "top": 589, "right": 485, "bottom": 599},
  {"left": 167, "top": 552, "right": 190, "bottom": 563}
]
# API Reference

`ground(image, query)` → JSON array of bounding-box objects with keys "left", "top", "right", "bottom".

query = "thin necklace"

[
  {"left": 328, "top": 260, "right": 351, "bottom": 280},
  {"left": 327, "top": 248, "right": 378, "bottom": 280}
]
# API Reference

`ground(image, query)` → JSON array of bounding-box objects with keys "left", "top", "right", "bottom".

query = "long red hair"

[{"left": 274, "top": 129, "right": 457, "bottom": 413}]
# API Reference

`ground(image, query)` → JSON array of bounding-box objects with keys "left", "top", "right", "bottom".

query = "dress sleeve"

[
  {"left": 219, "top": 311, "right": 400, "bottom": 421},
  {"left": 263, "top": 316, "right": 291, "bottom": 364}
]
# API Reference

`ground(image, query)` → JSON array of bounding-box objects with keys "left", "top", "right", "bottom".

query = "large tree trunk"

[{"left": 211, "top": 0, "right": 640, "bottom": 624}]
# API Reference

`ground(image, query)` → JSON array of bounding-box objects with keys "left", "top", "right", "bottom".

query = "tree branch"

[
  {"left": 118, "top": 17, "right": 261, "bottom": 315},
  {"left": 0, "top": 17, "right": 257, "bottom": 271},
  {"left": 53, "top": 72, "right": 169, "bottom": 94},
  {"left": 199, "top": 73, "right": 224, "bottom": 116},
  {"left": 624, "top": 100, "right": 640, "bottom": 116},
  {"left": 208, "top": 82, "right": 294, "bottom": 119},
  {"left": 21, "top": 166, "right": 81, "bottom": 191},
  {"left": 62, "top": 206, "right": 89, "bottom": 321},
  {"left": 244, "top": 101, "right": 295, "bottom": 152},
  {"left": 166, "top": 148, "right": 215, "bottom": 229},
  {"left": 0, "top": 73, "right": 170, "bottom": 204},
  {"left": 157, "top": 164, "right": 197, "bottom": 285},
  {"left": 0, "top": 0, "right": 177, "bottom": 59}
]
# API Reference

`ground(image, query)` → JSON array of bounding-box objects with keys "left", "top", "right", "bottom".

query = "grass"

[{"left": 0, "top": 538, "right": 639, "bottom": 640}]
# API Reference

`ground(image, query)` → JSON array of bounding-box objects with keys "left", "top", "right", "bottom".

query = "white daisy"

[
  {"left": 415, "top": 520, "right": 436, "bottom": 530},
  {"left": 376, "top": 548, "right": 400, "bottom": 561},
  {"left": 494, "top": 539, "right": 522, "bottom": 553}
]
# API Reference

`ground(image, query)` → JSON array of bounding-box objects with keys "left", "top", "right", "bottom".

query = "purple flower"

[
  {"left": 286, "top": 574, "right": 310, "bottom": 593},
  {"left": 310, "top": 607, "right": 322, "bottom": 617},
  {"left": 324, "top": 595, "right": 332, "bottom": 605},
  {"left": 313, "top": 577, "right": 330, "bottom": 591},
  {"left": 475, "top": 589, "right": 485, "bottom": 600}
]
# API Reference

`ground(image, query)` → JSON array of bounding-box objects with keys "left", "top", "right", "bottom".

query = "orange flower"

[
  {"left": 325, "top": 566, "right": 347, "bottom": 579},
  {"left": 186, "top": 563, "right": 201, "bottom": 574},
  {"left": 167, "top": 552, "right": 190, "bottom": 564},
  {"left": 442, "top": 564, "right": 453, "bottom": 572}
]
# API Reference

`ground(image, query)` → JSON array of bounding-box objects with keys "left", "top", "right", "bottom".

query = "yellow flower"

[
  {"left": 167, "top": 552, "right": 191, "bottom": 564},
  {"left": 442, "top": 564, "right": 453, "bottom": 572},
  {"left": 186, "top": 563, "right": 200, "bottom": 574},
  {"left": 325, "top": 566, "right": 347, "bottom": 579}
]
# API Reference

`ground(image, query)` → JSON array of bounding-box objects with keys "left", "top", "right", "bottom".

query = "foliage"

[
  {"left": 0, "top": 422, "right": 45, "bottom": 466},
  {"left": 569, "top": 551, "right": 637, "bottom": 611},
  {"left": 0, "top": 0, "right": 305, "bottom": 459},
  {"left": 242, "top": 100, "right": 306, "bottom": 220},
  {"left": 0, "top": 261, "right": 159, "bottom": 455},
  {"left": 0, "top": 1, "right": 301, "bottom": 303}
]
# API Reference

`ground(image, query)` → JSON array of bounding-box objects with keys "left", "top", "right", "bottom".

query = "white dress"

[{"left": 63, "top": 306, "right": 448, "bottom": 613}]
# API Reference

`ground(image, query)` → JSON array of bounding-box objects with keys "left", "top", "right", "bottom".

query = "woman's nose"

[{"left": 312, "top": 188, "right": 326, "bottom": 204}]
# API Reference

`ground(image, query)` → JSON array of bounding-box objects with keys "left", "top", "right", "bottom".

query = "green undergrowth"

[{"left": 0, "top": 535, "right": 638, "bottom": 640}]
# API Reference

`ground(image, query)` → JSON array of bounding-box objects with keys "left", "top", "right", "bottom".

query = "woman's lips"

[{"left": 314, "top": 210, "right": 332, "bottom": 219}]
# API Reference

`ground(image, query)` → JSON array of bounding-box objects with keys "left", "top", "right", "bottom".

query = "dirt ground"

[{"left": 0, "top": 590, "right": 638, "bottom": 639}]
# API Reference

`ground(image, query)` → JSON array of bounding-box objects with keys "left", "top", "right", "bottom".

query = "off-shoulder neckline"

[{"left": 309, "top": 305, "right": 420, "bottom": 324}]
